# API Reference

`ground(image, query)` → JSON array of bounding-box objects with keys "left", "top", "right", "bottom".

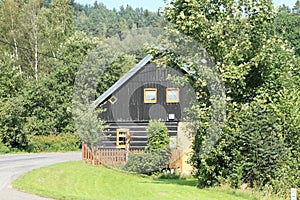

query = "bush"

[
  {"left": 27, "top": 133, "right": 81, "bottom": 153},
  {"left": 158, "top": 173, "right": 181, "bottom": 179},
  {"left": 123, "top": 149, "right": 171, "bottom": 175},
  {"left": 124, "top": 120, "right": 172, "bottom": 175},
  {"left": 0, "top": 142, "right": 10, "bottom": 154},
  {"left": 146, "top": 120, "right": 170, "bottom": 151},
  {"left": 191, "top": 101, "right": 300, "bottom": 198}
]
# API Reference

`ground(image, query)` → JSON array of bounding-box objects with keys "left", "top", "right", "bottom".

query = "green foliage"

[
  {"left": 27, "top": 133, "right": 81, "bottom": 153},
  {"left": 274, "top": 11, "right": 300, "bottom": 56},
  {"left": 0, "top": 141, "right": 10, "bottom": 154},
  {"left": 191, "top": 98, "right": 299, "bottom": 195},
  {"left": 236, "top": 101, "right": 297, "bottom": 189},
  {"left": 0, "top": 0, "right": 75, "bottom": 79},
  {"left": 75, "top": 107, "right": 106, "bottom": 157},
  {"left": 146, "top": 120, "right": 170, "bottom": 151},
  {"left": 74, "top": 3, "right": 164, "bottom": 38},
  {"left": 0, "top": 98, "right": 27, "bottom": 150},
  {"left": 165, "top": 0, "right": 276, "bottom": 101},
  {"left": 0, "top": 0, "right": 166, "bottom": 153},
  {"left": 293, "top": 0, "right": 300, "bottom": 13},
  {"left": 123, "top": 149, "right": 171, "bottom": 175},
  {"left": 0, "top": 54, "right": 23, "bottom": 99},
  {"left": 0, "top": 55, "right": 26, "bottom": 150},
  {"left": 0, "top": 0, "right": 81, "bottom": 150},
  {"left": 158, "top": 173, "right": 181, "bottom": 179},
  {"left": 165, "top": 0, "right": 300, "bottom": 197},
  {"left": 124, "top": 121, "right": 171, "bottom": 175}
]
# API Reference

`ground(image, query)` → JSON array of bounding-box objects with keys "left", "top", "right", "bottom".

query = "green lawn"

[{"left": 13, "top": 162, "right": 259, "bottom": 200}]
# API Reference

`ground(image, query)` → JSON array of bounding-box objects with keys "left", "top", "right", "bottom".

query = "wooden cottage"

[{"left": 93, "top": 54, "right": 192, "bottom": 150}]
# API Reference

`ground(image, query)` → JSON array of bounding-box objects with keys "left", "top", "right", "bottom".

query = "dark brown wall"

[
  {"left": 99, "top": 121, "right": 178, "bottom": 149},
  {"left": 99, "top": 62, "right": 192, "bottom": 122}
]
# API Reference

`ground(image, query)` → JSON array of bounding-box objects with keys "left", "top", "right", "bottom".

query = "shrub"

[
  {"left": 0, "top": 142, "right": 10, "bottom": 154},
  {"left": 146, "top": 120, "right": 170, "bottom": 151},
  {"left": 124, "top": 120, "right": 172, "bottom": 175},
  {"left": 27, "top": 133, "right": 81, "bottom": 153},
  {"left": 123, "top": 149, "right": 171, "bottom": 175},
  {"left": 158, "top": 173, "right": 181, "bottom": 179},
  {"left": 192, "top": 100, "right": 300, "bottom": 198}
]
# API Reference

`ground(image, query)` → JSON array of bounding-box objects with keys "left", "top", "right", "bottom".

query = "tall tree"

[
  {"left": 73, "top": 3, "right": 164, "bottom": 38},
  {"left": 166, "top": 0, "right": 275, "bottom": 102},
  {"left": 165, "top": 0, "right": 300, "bottom": 195},
  {"left": 38, "top": 0, "right": 74, "bottom": 60},
  {"left": 22, "top": 0, "right": 44, "bottom": 80},
  {"left": 0, "top": 55, "right": 26, "bottom": 149},
  {"left": 275, "top": 6, "right": 300, "bottom": 56},
  {"left": 0, "top": 0, "right": 25, "bottom": 73},
  {"left": 293, "top": 0, "right": 300, "bottom": 13},
  {"left": 278, "top": 4, "right": 291, "bottom": 13}
]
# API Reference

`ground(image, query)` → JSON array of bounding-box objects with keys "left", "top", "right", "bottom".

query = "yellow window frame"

[
  {"left": 116, "top": 129, "right": 129, "bottom": 148},
  {"left": 109, "top": 96, "right": 118, "bottom": 104},
  {"left": 166, "top": 88, "right": 180, "bottom": 103},
  {"left": 144, "top": 88, "right": 157, "bottom": 103}
]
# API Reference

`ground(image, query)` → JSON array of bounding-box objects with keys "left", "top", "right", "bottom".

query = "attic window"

[
  {"left": 166, "top": 88, "right": 180, "bottom": 103},
  {"left": 144, "top": 88, "right": 157, "bottom": 103},
  {"left": 116, "top": 129, "right": 129, "bottom": 148},
  {"left": 109, "top": 96, "right": 118, "bottom": 104}
]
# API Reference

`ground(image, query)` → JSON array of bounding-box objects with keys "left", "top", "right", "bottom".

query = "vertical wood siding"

[{"left": 99, "top": 63, "right": 191, "bottom": 122}]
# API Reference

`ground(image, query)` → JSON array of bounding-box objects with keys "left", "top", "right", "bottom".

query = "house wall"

[
  {"left": 98, "top": 63, "right": 191, "bottom": 122},
  {"left": 99, "top": 121, "right": 178, "bottom": 149},
  {"left": 177, "top": 122, "right": 194, "bottom": 174}
]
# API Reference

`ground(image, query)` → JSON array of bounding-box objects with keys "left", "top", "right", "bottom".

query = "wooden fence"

[{"left": 82, "top": 142, "right": 183, "bottom": 170}]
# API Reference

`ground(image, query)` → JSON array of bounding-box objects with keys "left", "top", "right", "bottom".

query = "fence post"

[{"left": 81, "top": 142, "right": 85, "bottom": 160}]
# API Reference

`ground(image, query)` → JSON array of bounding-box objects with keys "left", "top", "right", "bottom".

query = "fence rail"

[{"left": 82, "top": 142, "right": 183, "bottom": 170}]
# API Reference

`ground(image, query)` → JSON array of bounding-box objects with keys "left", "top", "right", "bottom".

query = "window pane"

[
  {"left": 146, "top": 91, "right": 156, "bottom": 100},
  {"left": 168, "top": 90, "right": 178, "bottom": 100},
  {"left": 144, "top": 88, "right": 157, "bottom": 103},
  {"left": 117, "top": 130, "right": 128, "bottom": 148},
  {"left": 167, "top": 88, "right": 179, "bottom": 102},
  {"left": 119, "top": 138, "right": 125, "bottom": 145}
]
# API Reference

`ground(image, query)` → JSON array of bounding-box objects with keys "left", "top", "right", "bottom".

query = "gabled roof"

[{"left": 92, "top": 54, "right": 153, "bottom": 108}]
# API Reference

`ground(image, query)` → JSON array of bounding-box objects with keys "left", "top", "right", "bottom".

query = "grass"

[{"left": 13, "top": 161, "right": 267, "bottom": 200}]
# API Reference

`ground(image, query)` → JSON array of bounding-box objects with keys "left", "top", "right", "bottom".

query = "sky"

[{"left": 74, "top": 0, "right": 298, "bottom": 11}]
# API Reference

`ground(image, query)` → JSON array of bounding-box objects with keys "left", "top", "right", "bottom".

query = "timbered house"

[{"left": 93, "top": 54, "right": 192, "bottom": 150}]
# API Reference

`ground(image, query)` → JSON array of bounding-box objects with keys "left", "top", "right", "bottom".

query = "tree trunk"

[
  {"left": 9, "top": 8, "right": 21, "bottom": 73},
  {"left": 12, "top": 38, "right": 22, "bottom": 73},
  {"left": 34, "top": 31, "right": 38, "bottom": 81}
]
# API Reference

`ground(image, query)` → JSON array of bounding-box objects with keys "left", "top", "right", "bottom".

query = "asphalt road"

[{"left": 0, "top": 152, "right": 81, "bottom": 200}]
